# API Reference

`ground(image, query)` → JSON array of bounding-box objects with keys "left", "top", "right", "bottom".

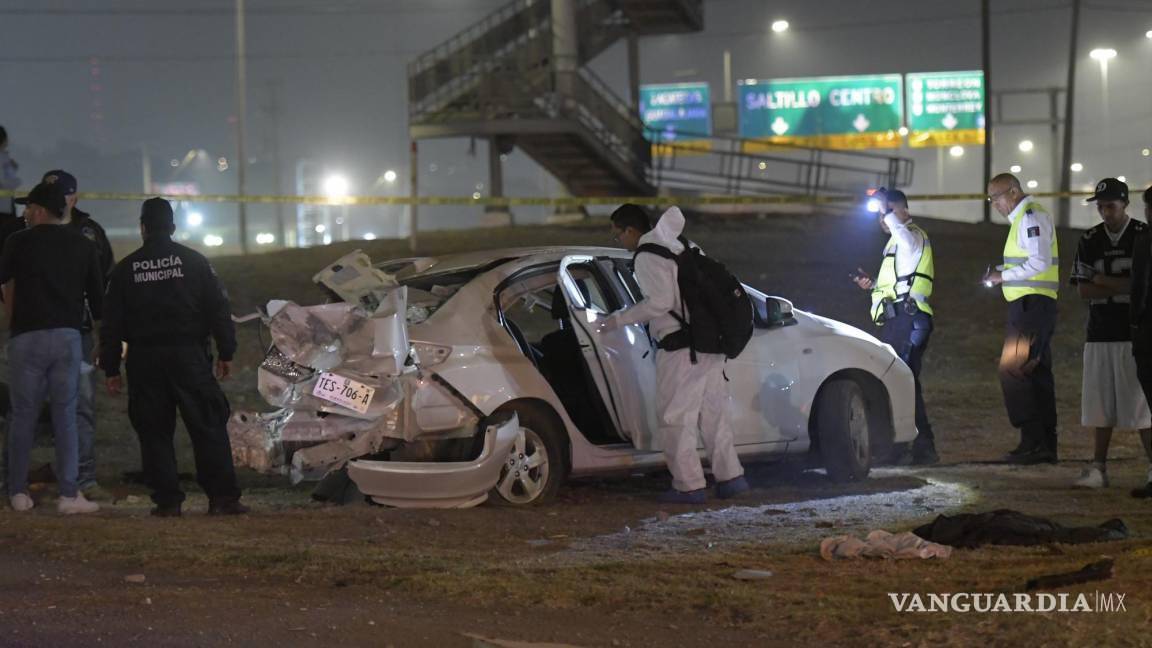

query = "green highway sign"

[
  {"left": 906, "top": 70, "right": 985, "bottom": 148},
  {"left": 737, "top": 75, "right": 903, "bottom": 149},
  {"left": 639, "top": 82, "right": 712, "bottom": 141}
]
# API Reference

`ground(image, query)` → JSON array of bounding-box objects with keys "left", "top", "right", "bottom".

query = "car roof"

[{"left": 383, "top": 246, "right": 629, "bottom": 281}]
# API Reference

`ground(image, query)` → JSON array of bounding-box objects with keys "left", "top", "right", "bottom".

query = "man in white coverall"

[{"left": 597, "top": 204, "right": 748, "bottom": 504}]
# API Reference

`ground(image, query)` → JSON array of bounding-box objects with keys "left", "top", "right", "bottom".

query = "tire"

[
  {"left": 814, "top": 379, "right": 871, "bottom": 483},
  {"left": 489, "top": 403, "right": 569, "bottom": 505}
]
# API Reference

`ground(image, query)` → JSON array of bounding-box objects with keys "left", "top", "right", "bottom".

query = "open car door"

[{"left": 558, "top": 255, "right": 661, "bottom": 451}]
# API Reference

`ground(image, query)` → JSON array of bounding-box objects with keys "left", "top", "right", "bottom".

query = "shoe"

[
  {"left": 9, "top": 493, "right": 34, "bottom": 512},
  {"left": 881, "top": 443, "right": 912, "bottom": 466},
  {"left": 1009, "top": 444, "right": 1058, "bottom": 465},
  {"left": 57, "top": 493, "right": 100, "bottom": 515},
  {"left": 1073, "top": 465, "right": 1108, "bottom": 489},
  {"left": 80, "top": 483, "right": 114, "bottom": 502},
  {"left": 208, "top": 500, "right": 251, "bottom": 516},
  {"left": 150, "top": 506, "right": 182, "bottom": 518},
  {"left": 911, "top": 441, "right": 939, "bottom": 466},
  {"left": 714, "top": 476, "right": 750, "bottom": 500},
  {"left": 657, "top": 488, "right": 707, "bottom": 504},
  {"left": 1131, "top": 467, "right": 1152, "bottom": 499}
]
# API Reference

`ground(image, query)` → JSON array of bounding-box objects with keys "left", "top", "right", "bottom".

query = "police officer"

[
  {"left": 99, "top": 198, "right": 247, "bottom": 516},
  {"left": 1128, "top": 183, "right": 1152, "bottom": 498},
  {"left": 852, "top": 189, "right": 938, "bottom": 464},
  {"left": 983, "top": 173, "right": 1060, "bottom": 464}
]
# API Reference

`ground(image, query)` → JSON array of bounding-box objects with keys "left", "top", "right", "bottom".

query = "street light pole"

[
  {"left": 1057, "top": 0, "right": 1081, "bottom": 228},
  {"left": 981, "top": 0, "right": 992, "bottom": 224},
  {"left": 235, "top": 0, "right": 250, "bottom": 254}
]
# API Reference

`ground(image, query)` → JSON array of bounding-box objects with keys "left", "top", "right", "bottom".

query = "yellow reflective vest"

[
  {"left": 1002, "top": 201, "right": 1059, "bottom": 301},
  {"left": 871, "top": 222, "right": 935, "bottom": 324}
]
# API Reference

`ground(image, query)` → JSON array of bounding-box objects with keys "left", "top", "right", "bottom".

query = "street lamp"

[
  {"left": 771, "top": 19, "right": 789, "bottom": 33},
  {"left": 383, "top": 169, "right": 397, "bottom": 183},
  {"left": 187, "top": 211, "right": 204, "bottom": 227},
  {"left": 949, "top": 145, "right": 964, "bottom": 158},
  {"left": 1089, "top": 48, "right": 1117, "bottom": 152},
  {"left": 1089, "top": 48, "right": 1117, "bottom": 62},
  {"left": 1018, "top": 140, "right": 1034, "bottom": 153},
  {"left": 1070, "top": 162, "right": 1083, "bottom": 172},
  {"left": 1010, "top": 164, "right": 1023, "bottom": 173}
]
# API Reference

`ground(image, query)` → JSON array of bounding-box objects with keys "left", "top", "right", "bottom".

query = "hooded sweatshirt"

[{"left": 605, "top": 206, "right": 687, "bottom": 341}]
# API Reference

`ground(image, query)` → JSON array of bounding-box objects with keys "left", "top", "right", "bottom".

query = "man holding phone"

[{"left": 852, "top": 189, "right": 938, "bottom": 465}]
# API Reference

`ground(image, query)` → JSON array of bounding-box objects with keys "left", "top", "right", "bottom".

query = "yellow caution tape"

[{"left": 0, "top": 189, "right": 1097, "bottom": 207}]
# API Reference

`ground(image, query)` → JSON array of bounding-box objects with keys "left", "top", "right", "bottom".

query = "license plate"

[{"left": 312, "top": 372, "right": 375, "bottom": 414}]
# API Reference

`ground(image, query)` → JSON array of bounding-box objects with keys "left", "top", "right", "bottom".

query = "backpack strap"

[
  {"left": 633, "top": 242, "right": 697, "bottom": 363},
  {"left": 634, "top": 242, "right": 677, "bottom": 262}
]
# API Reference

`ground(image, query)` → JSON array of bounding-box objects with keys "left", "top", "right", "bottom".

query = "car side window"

[
  {"left": 611, "top": 258, "right": 644, "bottom": 305},
  {"left": 567, "top": 263, "right": 619, "bottom": 314}
]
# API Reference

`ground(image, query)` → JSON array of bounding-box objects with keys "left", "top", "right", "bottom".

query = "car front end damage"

[{"left": 227, "top": 251, "right": 519, "bottom": 508}]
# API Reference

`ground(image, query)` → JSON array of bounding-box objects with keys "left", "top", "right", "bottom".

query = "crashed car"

[{"left": 228, "top": 247, "right": 916, "bottom": 508}]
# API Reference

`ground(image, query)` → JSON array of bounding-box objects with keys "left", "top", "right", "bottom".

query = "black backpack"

[{"left": 636, "top": 235, "right": 754, "bottom": 362}]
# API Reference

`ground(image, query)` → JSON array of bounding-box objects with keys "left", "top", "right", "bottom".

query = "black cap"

[
  {"left": 14, "top": 182, "right": 67, "bottom": 217},
  {"left": 1087, "top": 177, "right": 1128, "bottom": 203},
  {"left": 140, "top": 197, "right": 175, "bottom": 233},
  {"left": 41, "top": 169, "right": 78, "bottom": 196}
]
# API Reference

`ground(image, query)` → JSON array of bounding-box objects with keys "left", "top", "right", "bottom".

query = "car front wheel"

[{"left": 815, "top": 378, "right": 871, "bottom": 482}]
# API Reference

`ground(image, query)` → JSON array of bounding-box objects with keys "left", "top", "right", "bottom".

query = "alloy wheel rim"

[{"left": 496, "top": 426, "right": 550, "bottom": 504}]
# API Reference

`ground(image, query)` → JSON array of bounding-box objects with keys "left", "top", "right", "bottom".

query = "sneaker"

[
  {"left": 80, "top": 483, "right": 114, "bottom": 502},
  {"left": 151, "top": 506, "right": 182, "bottom": 518},
  {"left": 911, "top": 441, "right": 940, "bottom": 466},
  {"left": 57, "top": 493, "right": 100, "bottom": 515},
  {"left": 657, "top": 488, "right": 707, "bottom": 504},
  {"left": 10, "top": 493, "right": 34, "bottom": 512},
  {"left": 208, "top": 500, "right": 251, "bottom": 516},
  {"left": 714, "top": 476, "right": 750, "bottom": 500},
  {"left": 1073, "top": 465, "right": 1108, "bottom": 489}
]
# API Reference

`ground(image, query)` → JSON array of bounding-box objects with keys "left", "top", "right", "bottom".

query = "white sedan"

[{"left": 228, "top": 246, "right": 916, "bottom": 507}]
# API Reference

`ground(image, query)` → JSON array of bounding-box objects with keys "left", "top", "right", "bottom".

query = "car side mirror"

[{"left": 754, "top": 296, "right": 797, "bottom": 329}]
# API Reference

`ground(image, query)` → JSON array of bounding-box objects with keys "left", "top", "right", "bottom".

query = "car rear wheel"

[
  {"left": 815, "top": 379, "right": 871, "bottom": 482},
  {"left": 490, "top": 404, "right": 568, "bottom": 505}
]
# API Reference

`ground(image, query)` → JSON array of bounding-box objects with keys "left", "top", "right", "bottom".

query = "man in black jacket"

[
  {"left": 1129, "top": 184, "right": 1152, "bottom": 499},
  {"left": 44, "top": 170, "right": 115, "bottom": 498},
  {"left": 100, "top": 198, "right": 246, "bottom": 516}
]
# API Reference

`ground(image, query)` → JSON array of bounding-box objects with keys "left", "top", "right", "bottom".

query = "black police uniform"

[
  {"left": 99, "top": 233, "right": 241, "bottom": 511},
  {"left": 1131, "top": 225, "right": 1152, "bottom": 412}
]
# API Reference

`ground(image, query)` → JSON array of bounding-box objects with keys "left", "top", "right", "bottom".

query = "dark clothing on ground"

[
  {"left": 1070, "top": 219, "right": 1146, "bottom": 342},
  {"left": 999, "top": 295, "right": 1058, "bottom": 438},
  {"left": 100, "top": 235, "right": 236, "bottom": 377},
  {"left": 0, "top": 224, "right": 104, "bottom": 337},
  {"left": 913, "top": 509, "right": 1128, "bottom": 548},
  {"left": 877, "top": 308, "right": 934, "bottom": 442},
  {"left": 126, "top": 345, "right": 239, "bottom": 509}
]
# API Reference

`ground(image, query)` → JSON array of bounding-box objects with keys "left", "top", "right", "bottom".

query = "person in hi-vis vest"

[
  {"left": 852, "top": 189, "right": 938, "bottom": 465},
  {"left": 983, "top": 173, "right": 1060, "bottom": 464}
]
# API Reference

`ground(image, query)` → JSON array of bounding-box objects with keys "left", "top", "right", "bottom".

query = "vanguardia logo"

[{"left": 888, "top": 592, "right": 1127, "bottom": 613}]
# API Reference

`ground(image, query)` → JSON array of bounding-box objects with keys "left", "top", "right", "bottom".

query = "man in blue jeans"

[{"left": 0, "top": 181, "right": 104, "bottom": 513}]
